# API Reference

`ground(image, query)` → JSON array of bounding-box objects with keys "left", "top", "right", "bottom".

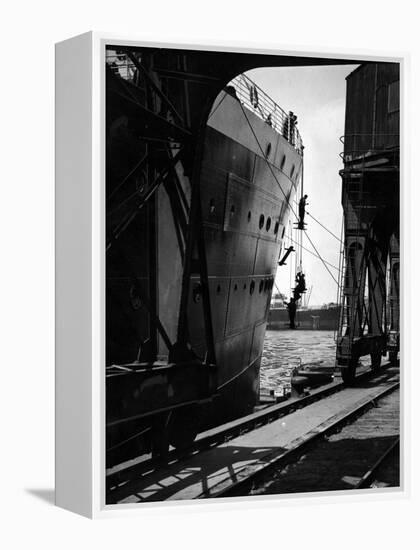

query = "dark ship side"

[{"left": 105, "top": 49, "right": 303, "bottom": 467}]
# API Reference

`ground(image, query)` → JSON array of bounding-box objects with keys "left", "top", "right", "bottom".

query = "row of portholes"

[
  {"left": 209, "top": 199, "right": 280, "bottom": 236},
  {"left": 258, "top": 213, "right": 280, "bottom": 235},
  {"left": 215, "top": 277, "right": 274, "bottom": 296}
]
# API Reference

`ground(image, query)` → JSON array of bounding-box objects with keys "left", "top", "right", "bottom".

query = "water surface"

[{"left": 260, "top": 329, "right": 336, "bottom": 393}]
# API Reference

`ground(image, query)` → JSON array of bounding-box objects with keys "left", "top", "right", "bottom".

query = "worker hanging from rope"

[
  {"left": 293, "top": 271, "right": 307, "bottom": 302},
  {"left": 287, "top": 269, "right": 307, "bottom": 329},
  {"left": 298, "top": 194, "right": 308, "bottom": 230}
]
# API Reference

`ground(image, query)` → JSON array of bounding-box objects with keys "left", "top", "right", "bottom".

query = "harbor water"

[{"left": 260, "top": 330, "right": 336, "bottom": 394}]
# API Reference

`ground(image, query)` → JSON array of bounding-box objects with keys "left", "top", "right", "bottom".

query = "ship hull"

[
  {"left": 106, "top": 83, "right": 302, "bottom": 464},
  {"left": 157, "top": 91, "right": 301, "bottom": 423}
]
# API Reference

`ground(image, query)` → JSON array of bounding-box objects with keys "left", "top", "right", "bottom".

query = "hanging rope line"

[
  {"left": 273, "top": 280, "right": 284, "bottom": 297},
  {"left": 288, "top": 220, "right": 293, "bottom": 292},
  {"left": 303, "top": 231, "right": 339, "bottom": 285},
  {"left": 306, "top": 211, "right": 342, "bottom": 243},
  {"left": 238, "top": 100, "right": 338, "bottom": 286},
  {"left": 335, "top": 217, "right": 345, "bottom": 329},
  {"left": 284, "top": 236, "right": 340, "bottom": 271},
  {"left": 238, "top": 101, "right": 298, "bottom": 205}
]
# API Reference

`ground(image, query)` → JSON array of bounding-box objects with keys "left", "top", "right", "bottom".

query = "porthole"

[
  {"left": 265, "top": 142, "right": 272, "bottom": 158},
  {"left": 216, "top": 284, "right": 221, "bottom": 294},
  {"left": 230, "top": 204, "right": 236, "bottom": 217},
  {"left": 234, "top": 283, "right": 238, "bottom": 291},
  {"left": 243, "top": 283, "right": 247, "bottom": 290},
  {"left": 250, "top": 280, "right": 255, "bottom": 295},
  {"left": 247, "top": 211, "right": 252, "bottom": 223},
  {"left": 129, "top": 285, "right": 142, "bottom": 310},
  {"left": 259, "top": 214, "right": 265, "bottom": 229},
  {"left": 266, "top": 217, "right": 271, "bottom": 231},
  {"left": 280, "top": 154, "right": 286, "bottom": 170},
  {"left": 274, "top": 221, "right": 279, "bottom": 235},
  {"left": 259, "top": 280, "right": 264, "bottom": 293},
  {"left": 193, "top": 283, "right": 202, "bottom": 303}
]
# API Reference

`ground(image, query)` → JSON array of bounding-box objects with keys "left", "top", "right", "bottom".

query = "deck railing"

[{"left": 229, "top": 73, "right": 303, "bottom": 155}]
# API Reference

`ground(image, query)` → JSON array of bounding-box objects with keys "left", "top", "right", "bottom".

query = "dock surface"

[
  {"left": 250, "top": 388, "right": 399, "bottom": 495},
  {"left": 112, "top": 368, "right": 399, "bottom": 504}
]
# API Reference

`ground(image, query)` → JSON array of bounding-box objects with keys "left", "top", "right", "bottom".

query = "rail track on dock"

[
  {"left": 106, "top": 363, "right": 399, "bottom": 504},
  {"left": 355, "top": 435, "right": 400, "bottom": 489},
  {"left": 222, "top": 382, "right": 400, "bottom": 498}
]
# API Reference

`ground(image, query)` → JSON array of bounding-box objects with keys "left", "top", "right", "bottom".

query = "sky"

[{"left": 246, "top": 64, "right": 359, "bottom": 307}]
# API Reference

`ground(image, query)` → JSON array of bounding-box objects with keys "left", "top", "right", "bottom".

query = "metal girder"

[
  {"left": 107, "top": 67, "right": 191, "bottom": 142},
  {"left": 337, "top": 159, "right": 399, "bottom": 374},
  {"left": 172, "top": 124, "right": 217, "bottom": 367},
  {"left": 106, "top": 148, "right": 184, "bottom": 250},
  {"left": 154, "top": 67, "right": 222, "bottom": 84},
  {"left": 124, "top": 51, "right": 187, "bottom": 127},
  {"left": 109, "top": 87, "right": 191, "bottom": 141}
]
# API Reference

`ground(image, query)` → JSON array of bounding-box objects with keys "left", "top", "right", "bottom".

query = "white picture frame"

[{"left": 55, "top": 32, "right": 406, "bottom": 518}]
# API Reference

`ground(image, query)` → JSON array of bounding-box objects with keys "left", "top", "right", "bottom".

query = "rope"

[
  {"left": 239, "top": 100, "right": 337, "bottom": 238},
  {"left": 335, "top": 217, "right": 345, "bottom": 338},
  {"left": 284, "top": 236, "right": 339, "bottom": 271},
  {"left": 238, "top": 101, "right": 296, "bottom": 204},
  {"left": 306, "top": 211, "right": 342, "bottom": 243},
  {"left": 289, "top": 221, "right": 293, "bottom": 292},
  {"left": 238, "top": 101, "right": 338, "bottom": 286},
  {"left": 304, "top": 231, "right": 339, "bottom": 286}
]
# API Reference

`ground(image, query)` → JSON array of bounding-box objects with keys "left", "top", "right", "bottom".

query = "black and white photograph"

[
  {"left": 104, "top": 45, "right": 400, "bottom": 504},
  {"left": 5, "top": 0, "right": 420, "bottom": 545}
]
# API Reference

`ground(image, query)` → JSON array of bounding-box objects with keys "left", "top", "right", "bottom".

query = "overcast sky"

[{"left": 246, "top": 64, "right": 359, "bottom": 306}]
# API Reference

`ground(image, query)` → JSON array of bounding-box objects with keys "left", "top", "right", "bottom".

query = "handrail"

[{"left": 229, "top": 73, "right": 304, "bottom": 155}]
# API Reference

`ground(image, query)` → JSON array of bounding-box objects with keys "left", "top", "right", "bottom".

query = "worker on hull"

[{"left": 298, "top": 194, "right": 308, "bottom": 229}]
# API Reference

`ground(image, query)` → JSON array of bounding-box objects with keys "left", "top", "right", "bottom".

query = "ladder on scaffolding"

[{"left": 335, "top": 169, "right": 387, "bottom": 383}]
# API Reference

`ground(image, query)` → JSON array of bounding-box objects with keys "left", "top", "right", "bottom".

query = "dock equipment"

[{"left": 336, "top": 63, "right": 400, "bottom": 383}]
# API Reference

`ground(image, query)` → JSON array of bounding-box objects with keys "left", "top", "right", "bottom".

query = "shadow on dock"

[
  {"left": 250, "top": 434, "right": 400, "bottom": 495},
  {"left": 107, "top": 444, "right": 286, "bottom": 504}
]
